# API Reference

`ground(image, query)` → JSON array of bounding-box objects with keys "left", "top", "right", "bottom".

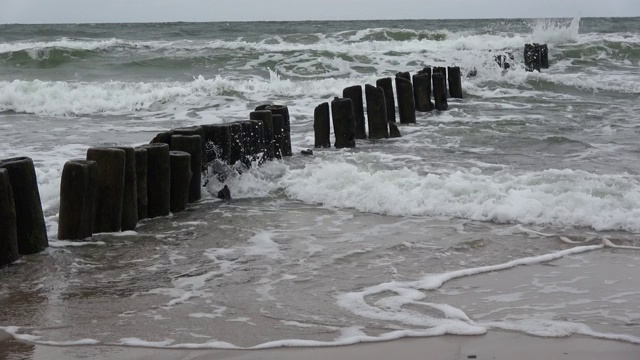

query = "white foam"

[
  {"left": 280, "top": 159, "right": 640, "bottom": 232},
  {"left": 0, "top": 326, "right": 100, "bottom": 346},
  {"left": 531, "top": 17, "right": 581, "bottom": 44},
  {"left": 0, "top": 38, "right": 124, "bottom": 55},
  {"left": 484, "top": 318, "right": 640, "bottom": 343},
  {"left": 118, "top": 338, "right": 175, "bottom": 347},
  {"left": 48, "top": 240, "right": 106, "bottom": 247},
  {"left": 244, "top": 231, "right": 280, "bottom": 258},
  {"left": 336, "top": 245, "right": 602, "bottom": 330}
]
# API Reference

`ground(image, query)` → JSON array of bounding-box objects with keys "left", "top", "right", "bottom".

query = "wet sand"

[
  {"left": 1, "top": 196, "right": 639, "bottom": 357},
  {"left": 1, "top": 331, "right": 638, "bottom": 360}
]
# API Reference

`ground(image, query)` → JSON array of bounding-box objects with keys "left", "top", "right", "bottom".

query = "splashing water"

[{"left": 531, "top": 17, "right": 581, "bottom": 44}]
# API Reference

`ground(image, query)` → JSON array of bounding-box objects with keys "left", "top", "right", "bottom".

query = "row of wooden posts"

[
  {"left": 314, "top": 66, "right": 463, "bottom": 148},
  {"left": 0, "top": 104, "right": 295, "bottom": 268},
  {"left": 1, "top": 65, "right": 469, "bottom": 268}
]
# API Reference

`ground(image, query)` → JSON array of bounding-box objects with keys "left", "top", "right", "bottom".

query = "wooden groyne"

[{"left": 2, "top": 44, "right": 551, "bottom": 267}]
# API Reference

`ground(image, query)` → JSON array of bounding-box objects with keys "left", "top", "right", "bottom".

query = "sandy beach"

[{"left": 2, "top": 331, "right": 639, "bottom": 360}]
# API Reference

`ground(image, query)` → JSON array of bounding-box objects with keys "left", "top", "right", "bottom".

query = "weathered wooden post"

[
  {"left": 433, "top": 67, "right": 447, "bottom": 81},
  {"left": 432, "top": 73, "right": 449, "bottom": 111},
  {"left": 448, "top": 66, "right": 463, "bottom": 99},
  {"left": 150, "top": 130, "right": 174, "bottom": 146},
  {"left": 495, "top": 54, "right": 510, "bottom": 70},
  {"left": 139, "top": 143, "right": 170, "bottom": 218},
  {"left": 331, "top": 97, "right": 356, "bottom": 148},
  {"left": 376, "top": 77, "right": 396, "bottom": 123},
  {"left": 58, "top": 160, "right": 97, "bottom": 240},
  {"left": 396, "top": 71, "right": 410, "bottom": 80},
  {"left": 249, "top": 120, "right": 264, "bottom": 161},
  {"left": 173, "top": 126, "right": 206, "bottom": 171},
  {"left": 0, "top": 168, "right": 19, "bottom": 267},
  {"left": 540, "top": 44, "right": 549, "bottom": 69},
  {"left": 272, "top": 115, "right": 285, "bottom": 159},
  {"left": 265, "top": 105, "right": 293, "bottom": 157},
  {"left": 389, "top": 123, "right": 402, "bottom": 138},
  {"left": 240, "top": 121, "right": 254, "bottom": 165},
  {"left": 525, "top": 44, "right": 541, "bottom": 72},
  {"left": 413, "top": 70, "right": 434, "bottom": 112},
  {"left": 169, "top": 151, "right": 192, "bottom": 213},
  {"left": 203, "top": 124, "right": 232, "bottom": 164},
  {"left": 229, "top": 122, "right": 244, "bottom": 165},
  {"left": 395, "top": 73, "right": 416, "bottom": 124},
  {"left": 170, "top": 134, "right": 202, "bottom": 202},
  {"left": 250, "top": 110, "right": 275, "bottom": 161},
  {"left": 86, "top": 148, "right": 125, "bottom": 233},
  {"left": 0, "top": 157, "right": 48, "bottom": 254},
  {"left": 365, "top": 84, "right": 389, "bottom": 139},
  {"left": 314, "top": 102, "right": 331, "bottom": 148},
  {"left": 134, "top": 147, "right": 148, "bottom": 221},
  {"left": 115, "top": 146, "right": 138, "bottom": 231},
  {"left": 342, "top": 85, "right": 367, "bottom": 139}
]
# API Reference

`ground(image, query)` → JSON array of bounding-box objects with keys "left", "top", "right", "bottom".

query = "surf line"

[{"left": 337, "top": 244, "right": 604, "bottom": 321}]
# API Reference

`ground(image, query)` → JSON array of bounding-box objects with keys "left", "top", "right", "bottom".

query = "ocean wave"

[
  {"left": 0, "top": 37, "right": 125, "bottom": 54},
  {"left": 0, "top": 47, "right": 97, "bottom": 67},
  {"left": 0, "top": 73, "right": 367, "bottom": 116},
  {"left": 279, "top": 159, "right": 640, "bottom": 232}
]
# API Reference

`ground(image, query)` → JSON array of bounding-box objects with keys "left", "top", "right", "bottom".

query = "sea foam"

[{"left": 279, "top": 159, "right": 640, "bottom": 232}]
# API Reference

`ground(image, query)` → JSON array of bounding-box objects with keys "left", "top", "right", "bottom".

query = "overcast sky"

[{"left": 1, "top": 0, "right": 639, "bottom": 24}]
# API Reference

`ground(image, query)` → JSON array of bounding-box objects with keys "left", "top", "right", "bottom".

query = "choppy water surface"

[{"left": 1, "top": 17, "right": 640, "bottom": 355}]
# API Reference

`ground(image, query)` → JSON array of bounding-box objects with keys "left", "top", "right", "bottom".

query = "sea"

[{"left": 1, "top": 17, "right": 640, "bottom": 356}]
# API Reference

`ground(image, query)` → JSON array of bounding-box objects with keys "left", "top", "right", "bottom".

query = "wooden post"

[
  {"left": 432, "top": 73, "right": 449, "bottom": 111},
  {"left": 540, "top": 44, "right": 549, "bottom": 69},
  {"left": 389, "top": 123, "right": 402, "bottom": 138},
  {"left": 150, "top": 130, "right": 174, "bottom": 146},
  {"left": 448, "top": 66, "right": 463, "bottom": 99},
  {"left": 433, "top": 67, "right": 448, "bottom": 98},
  {"left": 0, "top": 168, "right": 19, "bottom": 267},
  {"left": 395, "top": 73, "right": 416, "bottom": 124},
  {"left": 203, "top": 124, "right": 232, "bottom": 164},
  {"left": 396, "top": 71, "right": 410, "bottom": 80},
  {"left": 0, "top": 157, "right": 48, "bottom": 254},
  {"left": 250, "top": 110, "right": 275, "bottom": 161},
  {"left": 229, "top": 122, "right": 244, "bottom": 165},
  {"left": 169, "top": 151, "right": 192, "bottom": 213},
  {"left": 134, "top": 147, "right": 148, "bottom": 221},
  {"left": 272, "top": 115, "right": 285, "bottom": 159},
  {"left": 525, "top": 44, "right": 541, "bottom": 72},
  {"left": 365, "top": 84, "right": 389, "bottom": 139},
  {"left": 342, "top": 85, "right": 367, "bottom": 139},
  {"left": 265, "top": 105, "right": 293, "bottom": 157},
  {"left": 313, "top": 102, "right": 331, "bottom": 148},
  {"left": 413, "top": 71, "right": 434, "bottom": 112},
  {"left": 86, "top": 148, "right": 125, "bottom": 233},
  {"left": 331, "top": 97, "right": 356, "bottom": 148},
  {"left": 376, "top": 77, "right": 396, "bottom": 123},
  {"left": 58, "top": 160, "right": 97, "bottom": 240},
  {"left": 170, "top": 134, "right": 202, "bottom": 202},
  {"left": 240, "top": 121, "right": 254, "bottom": 166},
  {"left": 139, "top": 143, "right": 170, "bottom": 218},
  {"left": 173, "top": 126, "right": 206, "bottom": 171},
  {"left": 115, "top": 146, "right": 138, "bottom": 231},
  {"left": 249, "top": 120, "right": 264, "bottom": 161}
]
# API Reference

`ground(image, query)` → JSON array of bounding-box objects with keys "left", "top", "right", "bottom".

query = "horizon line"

[{"left": 1, "top": 15, "right": 638, "bottom": 26}]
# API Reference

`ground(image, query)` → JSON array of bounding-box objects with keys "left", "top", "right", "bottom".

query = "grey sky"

[{"left": 1, "top": 0, "right": 639, "bottom": 24}]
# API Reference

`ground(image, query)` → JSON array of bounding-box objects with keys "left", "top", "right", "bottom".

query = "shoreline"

[{"left": 1, "top": 331, "right": 638, "bottom": 360}]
